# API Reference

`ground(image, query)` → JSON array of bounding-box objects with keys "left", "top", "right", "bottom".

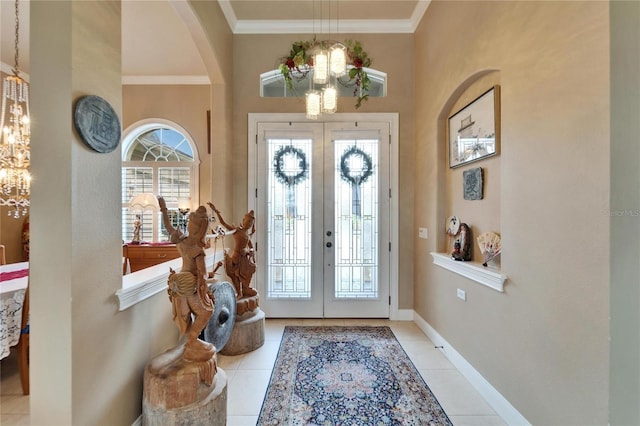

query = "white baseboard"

[
  {"left": 392, "top": 308, "right": 414, "bottom": 321},
  {"left": 412, "top": 311, "right": 530, "bottom": 426}
]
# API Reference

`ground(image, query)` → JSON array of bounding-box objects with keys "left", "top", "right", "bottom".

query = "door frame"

[{"left": 248, "top": 113, "right": 400, "bottom": 320}]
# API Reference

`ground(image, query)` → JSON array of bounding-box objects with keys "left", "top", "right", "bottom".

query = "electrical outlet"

[
  {"left": 418, "top": 227, "right": 428, "bottom": 239},
  {"left": 456, "top": 288, "right": 466, "bottom": 301}
]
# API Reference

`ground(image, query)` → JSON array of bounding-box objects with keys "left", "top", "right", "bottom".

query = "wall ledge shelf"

[
  {"left": 430, "top": 252, "right": 507, "bottom": 292},
  {"left": 116, "top": 248, "right": 221, "bottom": 311}
]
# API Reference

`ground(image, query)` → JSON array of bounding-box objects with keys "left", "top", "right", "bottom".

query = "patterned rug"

[{"left": 258, "top": 326, "right": 452, "bottom": 425}]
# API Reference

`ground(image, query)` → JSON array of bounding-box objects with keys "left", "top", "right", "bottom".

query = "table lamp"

[{"left": 129, "top": 193, "right": 160, "bottom": 244}]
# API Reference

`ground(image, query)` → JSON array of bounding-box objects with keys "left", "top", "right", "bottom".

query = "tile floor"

[{"left": 1, "top": 319, "right": 506, "bottom": 425}]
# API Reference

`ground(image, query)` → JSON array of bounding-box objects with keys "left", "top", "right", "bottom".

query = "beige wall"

[
  {"left": 188, "top": 0, "right": 235, "bottom": 216},
  {"left": 122, "top": 84, "right": 212, "bottom": 206},
  {"left": 28, "top": 1, "right": 232, "bottom": 424},
  {"left": 233, "top": 33, "right": 416, "bottom": 308},
  {"left": 414, "top": 1, "right": 609, "bottom": 424}
]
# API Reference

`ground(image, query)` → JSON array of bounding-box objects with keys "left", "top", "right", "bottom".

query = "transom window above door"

[
  {"left": 121, "top": 120, "right": 200, "bottom": 244},
  {"left": 260, "top": 67, "right": 387, "bottom": 98}
]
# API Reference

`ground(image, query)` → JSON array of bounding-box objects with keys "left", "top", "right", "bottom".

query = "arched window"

[
  {"left": 260, "top": 67, "right": 387, "bottom": 98},
  {"left": 121, "top": 119, "right": 200, "bottom": 243}
]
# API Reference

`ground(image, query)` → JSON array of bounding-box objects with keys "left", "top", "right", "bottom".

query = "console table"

[{"left": 123, "top": 244, "right": 180, "bottom": 273}]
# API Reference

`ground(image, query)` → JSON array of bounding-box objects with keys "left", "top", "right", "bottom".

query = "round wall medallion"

[{"left": 73, "top": 95, "right": 121, "bottom": 153}]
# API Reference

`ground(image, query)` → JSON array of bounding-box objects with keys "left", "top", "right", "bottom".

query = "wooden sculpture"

[
  {"left": 208, "top": 204, "right": 260, "bottom": 316},
  {"left": 158, "top": 196, "right": 215, "bottom": 365},
  {"left": 208, "top": 203, "right": 257, "bottom": 299}
]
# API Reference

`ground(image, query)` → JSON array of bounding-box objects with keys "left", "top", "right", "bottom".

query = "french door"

[{"left": 251, "top": 118, "right": 391, "bottom": 318}]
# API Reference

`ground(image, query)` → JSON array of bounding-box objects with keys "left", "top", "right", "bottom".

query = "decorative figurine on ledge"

[
  {"left": 446, "top": 215, "right": 472, "bottom": 261},
  {"left": 477, "top": 231, "right": 501, "bottom": 267},
  {"left": 452, "top": 223, "right": 472, "bottom": 261},
  {"left": 131, "top": 214, "right": 142, "bottom": 244}
]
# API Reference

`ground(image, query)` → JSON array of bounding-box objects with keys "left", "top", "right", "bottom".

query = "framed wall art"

[
  {"left": 448, "top": 85, "right": 500, "bottom": 168},
  {"left": 463, "top": 167, "right": 483, "bottom": 200}
]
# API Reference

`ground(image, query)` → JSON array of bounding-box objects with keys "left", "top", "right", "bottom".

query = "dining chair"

[{"left": 15, "top": 284, "right": 29, "bottom": 395}]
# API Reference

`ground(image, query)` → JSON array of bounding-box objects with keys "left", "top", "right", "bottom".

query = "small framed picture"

[
  {"left": 463, "top": 167, "right": 483, "bottom": 200},
  {"left": 448, "top": 86, "right": 500, "bottom": 168}
]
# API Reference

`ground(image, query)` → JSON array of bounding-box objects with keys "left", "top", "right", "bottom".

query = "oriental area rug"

[{"left": 257, "top": 326, "right": 452, "bottom": 425}]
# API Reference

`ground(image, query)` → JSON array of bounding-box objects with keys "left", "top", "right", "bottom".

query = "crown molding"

[
  {"left": 233, "top": 19, "right": 415, "bottom": 34},
  {"left": 218, "top": 0, "right": 238, "bottom": 33},
  {"left": 218, "top": 0, "right": 430, "bottom": 34},
  {"left": 410, "top": 0, "right": 431, "bottom": 32},
  {"left": 122, "top": 75, "right": 210, "bottom": 85}
]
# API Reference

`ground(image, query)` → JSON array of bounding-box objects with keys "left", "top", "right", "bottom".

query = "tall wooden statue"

[
  {"left": 209, "top": 203, "right": 265, "bottom": 355},
  {"left": 142, "top": 197, "right": 227, "bottom": 425}
]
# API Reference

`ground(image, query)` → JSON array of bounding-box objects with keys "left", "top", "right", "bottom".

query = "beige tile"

[
  {"left": 226, "top": 370, "right": 271, "bottom": 416},
  {"left": 419, "top": 369, "right": 497, "bottom": 416},
  {"left": 390, "top": 321, "right": 431, "bottom": 342},
  {"left": 0, "top": 394, "right": 29, "bottom": 415},
  {"left": 0, "top": 413, "right": 31, "bottom": 425},
  {"left": 237, "top": 341, "right": 280, "bottom": 371},
  {"left": 217, "top": 352, "right": 247, "bottom": 372},
  {"left": 400, "top": 340, "right": 456, "bottom": 370},
  {"left": 301, "top": 318, "right": 346, "bottom": 326},
  {"left": 264, "top": 319, "right": 305, "bottom": 340},
  {"left": 343, "top": 318, "right": 390, "bottom": 326},
  {"left": 449, "top": 415, "right": 507, "bottom": 425},
  {"left": 227, "top": 415, "right": 259, "bottom": 425}
]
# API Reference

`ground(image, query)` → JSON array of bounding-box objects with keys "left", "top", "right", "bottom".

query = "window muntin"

[{"left": 121, "top": 121, "right": 199, "bottom": 244}]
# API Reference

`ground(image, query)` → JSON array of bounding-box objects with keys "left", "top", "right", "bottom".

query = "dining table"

[{"left": 0, "top": 261, "right": 29, "bottom": 360}]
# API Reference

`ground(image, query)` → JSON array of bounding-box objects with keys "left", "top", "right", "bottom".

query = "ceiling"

[{"left": 1, "top": 0, "right": 428, "bottom": 83}]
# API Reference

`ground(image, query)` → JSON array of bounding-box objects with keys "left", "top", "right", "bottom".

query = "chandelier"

[
  {"left": 0, "top": 0, "right": 30, "bottom": 218},
  {"left": 277, "top": 0, "right": 372, "bottom": 120},
  {"left": 279, "top": 39, "right": 372, "bottom": 119}
]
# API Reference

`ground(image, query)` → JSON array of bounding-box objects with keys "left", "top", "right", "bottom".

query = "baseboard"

[
  {"left": 392, "top": 308, "right": 414, "bottom": 321},
  {"left": 412, "top": 311, "right": 530, "bottom": 426}
]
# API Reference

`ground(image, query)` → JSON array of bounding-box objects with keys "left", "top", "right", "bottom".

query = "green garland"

[
  {"left": 340, "top": 146, "right": 373, "bottom": 186},
  {"left": 273, "top": 145, "right": 309, "bottom": 186}
]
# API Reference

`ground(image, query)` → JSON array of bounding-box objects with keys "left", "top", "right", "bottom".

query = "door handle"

[{"left": 326, "top": 242, "right": 332, "bottom": 248}]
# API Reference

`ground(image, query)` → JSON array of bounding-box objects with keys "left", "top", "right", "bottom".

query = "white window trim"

[{"left": 122, "top": 119, "right": 200, "bottom": 207}]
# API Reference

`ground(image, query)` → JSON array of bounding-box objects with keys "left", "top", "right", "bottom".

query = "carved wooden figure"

[{"left": 159, "top": 196, "right": 215, "bottom": 365}]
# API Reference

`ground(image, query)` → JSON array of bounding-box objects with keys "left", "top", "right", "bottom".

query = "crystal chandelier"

[{"left": 0, "top": 0, "right": 30, "bottom": 218}]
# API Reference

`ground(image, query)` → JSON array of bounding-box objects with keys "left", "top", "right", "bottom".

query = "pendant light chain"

[{"left": 13, "top": 0, "right": 20, "bottom": 75}]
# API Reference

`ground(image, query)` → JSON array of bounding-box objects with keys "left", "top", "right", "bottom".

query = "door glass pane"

[
  {"left": 334, "top": 138, "right": 379, "bottom": 299},
  {"left": 267, "top": 138, "right": 313, "bottom": 299}
]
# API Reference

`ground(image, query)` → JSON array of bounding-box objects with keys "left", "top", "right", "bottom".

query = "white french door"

[{"left": 250, "top": 116, "right": 393, "bottom": 318}]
